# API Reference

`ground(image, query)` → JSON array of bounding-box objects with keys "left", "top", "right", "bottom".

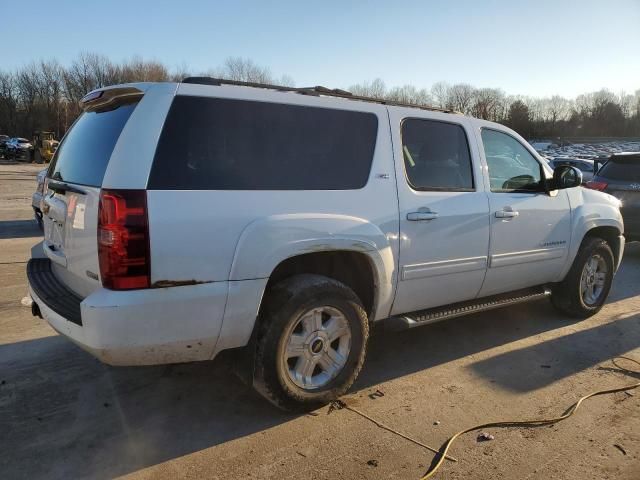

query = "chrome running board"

[{"left": 386, "top": 286, "right": 552, "bottom": 331}]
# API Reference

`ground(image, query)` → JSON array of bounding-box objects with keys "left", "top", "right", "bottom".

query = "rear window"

[
  {"left": 599, "top": 160, "right": 640, "bottom": 182},
  {"left": 48, "top": 102, "right": 138, "bottom": 187},
  {"left": 148, "top": 96, "right": 378, "bottom": 190}
]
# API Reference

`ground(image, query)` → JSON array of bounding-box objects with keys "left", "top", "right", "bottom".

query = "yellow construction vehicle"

[{"left": 32, "top": 131, "right": 59, "bottom": 163}]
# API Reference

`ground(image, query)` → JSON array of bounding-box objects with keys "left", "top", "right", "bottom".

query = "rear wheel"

[
  {"left": 551, "top": 237, "right": 614, "bottom": 318},
  {"left": 253, "top": 274, "right": 369, "bottom": 411}
]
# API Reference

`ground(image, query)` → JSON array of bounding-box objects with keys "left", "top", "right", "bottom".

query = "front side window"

[
  {"left": 481, "top": 129, "right": 543, "bottom": 193},
  {"left": 401, "top": 119, "right": 474, "bottom": 191},
  {"left": 149, "top": 96, "right": 378, "bottom": 190}
]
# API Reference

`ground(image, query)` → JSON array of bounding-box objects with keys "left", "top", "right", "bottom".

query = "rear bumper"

[{"left": 27, "top": 258, "right": 230, "bottom": 366}]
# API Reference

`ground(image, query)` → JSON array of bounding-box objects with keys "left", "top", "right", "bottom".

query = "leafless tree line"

[
  {"left": 0, "top": 53, "right": 293, "bottom": 139},
  {"left": 1, "top": 53, "right": 638, "bottom": 140},
  {"left": 350, "top": 78, "right": 640, "bottom": 138}
]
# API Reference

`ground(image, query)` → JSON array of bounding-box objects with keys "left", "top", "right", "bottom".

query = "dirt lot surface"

[{"left": 1, "top": 162, "right": 639, "bottom": 480}]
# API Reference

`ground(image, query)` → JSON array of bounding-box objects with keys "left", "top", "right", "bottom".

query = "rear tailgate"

[{"left": 43, "top": 92, "right": 142, "bottom": 297}]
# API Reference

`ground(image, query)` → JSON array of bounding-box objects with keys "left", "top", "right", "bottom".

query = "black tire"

[
  {"left": 253, "top": 274, "right": 369, "bottom": 411},
  {"left": 551, "top": 237, "right": 615, "bottom": 318}
]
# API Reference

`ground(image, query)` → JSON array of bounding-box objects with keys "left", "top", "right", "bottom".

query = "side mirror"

[{"left": 552, "top": 165, "right": 582, "bottom": 190}]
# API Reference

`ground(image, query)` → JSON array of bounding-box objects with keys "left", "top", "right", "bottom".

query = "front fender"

[
  {"left": 229, "top": 213, "right": 396, "bottom": 321},
  {"left": 562, "top": 187, "right": 624, "bottom": 277}
]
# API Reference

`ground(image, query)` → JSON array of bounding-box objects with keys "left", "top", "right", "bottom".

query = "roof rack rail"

[{"left": 181, "top": 77, "right": 458, "bottom": 114}]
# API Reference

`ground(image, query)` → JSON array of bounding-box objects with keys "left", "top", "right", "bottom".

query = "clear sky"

[{"left": 2, "top": 0, "right": 639, "bottom": 98}]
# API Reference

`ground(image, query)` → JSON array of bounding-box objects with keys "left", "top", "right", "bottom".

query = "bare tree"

[
  {"left": 386, "top": 85, "right": 431, "bottom": 105},
  {"left": 546, "top": 95, "right": 571, "bottom": 124},
  {"left": 430, "top": 81, "right": 450, "bottom": 109},
  {"left": 471, "top": 88, "right": 504, "bottom": 121},
  {"left": 220, "top": 57, "right": 273, "bottom": 83},
  {"left": 448, "top": 83, "right": 475, "bottom": 114},
  {"left": 0, "top": 71, "right": 19, "bottom": 133}
]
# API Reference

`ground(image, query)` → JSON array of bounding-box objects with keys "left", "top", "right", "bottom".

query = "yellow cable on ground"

[{"left": 420, "top": 356, "right": 640, "bottom": 479}]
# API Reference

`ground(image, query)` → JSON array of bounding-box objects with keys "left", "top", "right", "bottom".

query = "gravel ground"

[{"left": 1, "top": 161, "right": 639, "bottom": 480}]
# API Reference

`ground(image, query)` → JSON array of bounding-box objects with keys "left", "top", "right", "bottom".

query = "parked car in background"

[
  {"left": 6, "top": 137, "right": 33, "bottom": 160},
  {"left": 0, "top": 135, "right": 9, "bottom": 158},
  {"left": 586, "top": 152, "right": 640, "bottom": 242},
  {"left": 549, "top": 157, "right": 596, "bottom": 182},
  {"left": 27, "top": 80, "right": 624, "bottom": 410},
  {"left": 32, "top": 169, "right": 47, "bottom": 230}
]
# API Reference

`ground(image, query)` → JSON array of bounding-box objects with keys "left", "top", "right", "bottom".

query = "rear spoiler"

[{"left": 80, "top": 86, "right": 144, "bottom": 112}]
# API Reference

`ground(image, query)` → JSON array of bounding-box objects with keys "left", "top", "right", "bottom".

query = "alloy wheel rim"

[
  {"left": 282, "top": 306, "right": 352, "bottom": 390},
  {"left": 580, "top": 253, "right": 608, "bottom": 305}
]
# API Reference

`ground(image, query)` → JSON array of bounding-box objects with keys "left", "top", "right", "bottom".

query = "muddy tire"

[
  {"left": 253, "top": 274, "right": 369, "bottom": 411},
  {"left": 551, "top": 237, "right": 614, "bottom": 318}
]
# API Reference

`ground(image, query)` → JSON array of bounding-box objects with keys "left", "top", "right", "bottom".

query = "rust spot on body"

[{"left": 151, "top": 279, "right": 211, "bottom": 288}]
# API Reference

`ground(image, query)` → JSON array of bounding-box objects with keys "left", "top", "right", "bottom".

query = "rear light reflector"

[
  {"left": 584, "top": 181, "right": 608, "bottom": 191},
  {"left": 98, "top": 189, "right": 150, "bottom": 290}
]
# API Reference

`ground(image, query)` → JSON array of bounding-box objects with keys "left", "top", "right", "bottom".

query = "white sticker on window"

[{"left": 72, "top": 203, "right": 85, "bottom": 230}]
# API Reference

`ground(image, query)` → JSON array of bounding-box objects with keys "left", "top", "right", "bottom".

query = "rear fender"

[{"left": 229, "top": 213, "right": 396, "bottom": 319}]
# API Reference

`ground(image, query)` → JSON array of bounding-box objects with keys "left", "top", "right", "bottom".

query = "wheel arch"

[
  {"left": 229, "top": 213, "right": 396, "bottom": 321},
  {"left": 562, "top": 221, "right": 624, "bottom": 280},
  {"left": 582, "top": 225, "right": 623, "bottom": 267}
]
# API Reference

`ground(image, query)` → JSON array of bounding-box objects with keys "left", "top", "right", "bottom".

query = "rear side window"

[
  {"left": 401, "top": 119, "right": 473, "bottom": 191},
  {"left": 599, "top": 160, "right": 640, "bottom": 182},
  {"left": 48, "top": 102, "right": 138, "bottom": 187},
  {"left": 148, "top": 96, "right": 378, "bottom": 190}
]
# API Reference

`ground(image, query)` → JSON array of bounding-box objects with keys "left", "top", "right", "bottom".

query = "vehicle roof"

[
  {"left": 610, "top": 151, "right": 640, "bottom": 161},
  {"left": 85, "top": 79, "right": 461, "bottom": 117},
  {"left": 180, "top": 77, "right": 460, "bottom": 115}
]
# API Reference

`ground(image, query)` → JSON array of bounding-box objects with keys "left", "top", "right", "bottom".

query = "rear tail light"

[
  {"left": 98, "top": 189, "right": 150, "bottom": 290},
  {"left": 584, "top": 181, "right": 608, "bottom": 191}
]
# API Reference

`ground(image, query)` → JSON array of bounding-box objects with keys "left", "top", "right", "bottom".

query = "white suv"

[{"left": 28, "top": 79, "right": 625, "bottom": 410}]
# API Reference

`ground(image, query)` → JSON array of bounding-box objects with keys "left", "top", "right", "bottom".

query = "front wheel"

[
  {"left": 253, "top": 274, "right": 369, "bottom": 411},
  {"left": 551, "top": 237, "right": 615, "bottom": 318}
]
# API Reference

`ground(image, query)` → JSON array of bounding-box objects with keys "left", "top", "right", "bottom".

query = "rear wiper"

[{"left": 48, "top": 179, "right": 86, "bottom": 195}]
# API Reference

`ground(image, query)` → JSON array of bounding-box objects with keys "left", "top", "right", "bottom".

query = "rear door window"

[
  {"left": 599, "top": 160, "right": 640, "bottom": 182},
  {"left": 148, "top": 96, "right": 378, "bottom": 190},
  {"left": 401, "top": 118, "right": 474, "bottom": 191},
  {"left": 48, "top": 102, "right": 138, "bottom": 187}
]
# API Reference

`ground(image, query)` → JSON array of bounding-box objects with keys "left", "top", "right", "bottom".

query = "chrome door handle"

[
  {"left": 407, "top": 211, "right": 439, "bottom": 221},
  {"left": 495, "top": 209, "right": 519, "bottom": 218}
]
